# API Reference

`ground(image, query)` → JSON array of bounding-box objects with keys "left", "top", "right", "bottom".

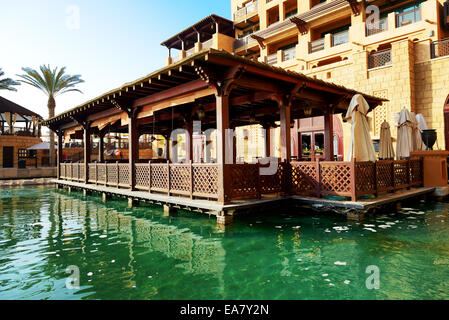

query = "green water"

[{"left": 0, "top": 187, "right": 448, "bottom": 300}]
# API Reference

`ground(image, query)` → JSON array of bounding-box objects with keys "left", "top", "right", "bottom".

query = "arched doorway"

[{"left": 445, "top": 95, "right": 449, "bottom": 150}]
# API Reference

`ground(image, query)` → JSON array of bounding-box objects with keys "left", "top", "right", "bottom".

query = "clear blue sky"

[{"left": 0, "top": 0, "right": 230, "bottom": 119}]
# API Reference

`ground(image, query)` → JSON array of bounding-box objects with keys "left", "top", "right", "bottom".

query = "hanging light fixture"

[
  {"left": 249, "top": 112, "right": 256, "bottom": 124},
  {"left": 304, "top": 105, "right": 313, "bottom": 117},
  {"left": 196, "top": 105, "right": 206, "bottom": 121}
]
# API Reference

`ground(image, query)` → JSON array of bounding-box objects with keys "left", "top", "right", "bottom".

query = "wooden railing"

[
  {"left": 60, "top": 158, "right": 423, "bottom": 203},
  {"left": 290, "top": 159, "right": 423, "bottom": 201},
  {"left": 61, "top": 162, "right": 219, "bottom": 200}
]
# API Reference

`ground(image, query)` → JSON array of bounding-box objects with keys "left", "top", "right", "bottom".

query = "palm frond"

[
  {"left": 17, "top": 65, "right": 84, "bottom": 98},
  {"left": 0, "top": 68, "right": 21, "bottom": 91}
]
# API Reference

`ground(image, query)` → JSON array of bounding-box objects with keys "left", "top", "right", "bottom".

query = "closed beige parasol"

[
  {"left": 379, "top": 121, "right": 395, "bottom": 160},
  {"left": 396, "top": 107, "right": 414, "bottom": 159},
  {"left": 345, "top": 94, "right": 377, "bottom": 162}
]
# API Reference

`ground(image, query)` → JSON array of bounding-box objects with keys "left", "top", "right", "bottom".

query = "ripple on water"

[{"left": 0, "top": 187, "right": 448, "bottom": 300}]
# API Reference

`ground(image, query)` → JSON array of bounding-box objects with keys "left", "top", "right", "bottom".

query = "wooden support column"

[
  {"left": 57, "top": 130, "right": 64, "bottom": 179},
  {"left": 128, "top": 109, "right": 139, "bottom": 191},
  {"left": 324, "top": 109, "right": 334, "bottom": 161},
  {"left": 204, "top": 131, "right": 213, "bottom": 163},
  {"left": 185, "top": 120, "right": 193, "bottom": 163},
  {"left": 83, "top": 123, "right": 91, "bottom": 184},
  {"left": 279, "top": 101, "right": 291, "bottom": 163},
  {"left": 98, "top": 131, "right": 105, "bottom": 163},
  {"left": 262, "top": 124, "right": 271, "bottom": 158},
  {"left": 216, "top": 93, "right": 231, "bottom": 204}
]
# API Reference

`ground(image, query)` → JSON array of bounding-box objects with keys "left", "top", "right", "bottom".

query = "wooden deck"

[
  {"left": 54, "top": 179, "right": 285, "bottom": 215},
  {"left": 292, "top": 187, "right": 435, "bottom": 211},
  {"left": 54, "top": 179, "right": 435, "bottom": 221}
]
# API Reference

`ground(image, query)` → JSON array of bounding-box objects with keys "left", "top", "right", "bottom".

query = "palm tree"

[
  {"left": 17, "top": 65, "right": 84, "bottom": 166},
  {"left": 0, "top": 68, "right": 20, "bottom": 91}
]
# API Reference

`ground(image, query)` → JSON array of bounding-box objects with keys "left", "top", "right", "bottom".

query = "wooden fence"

[
  {"left": 60, "top": 162, "right": 219, "bottom": 200},
  {"left": 60, "top": 158, "right": 423, "bottom": 202},
  {"left": 290, "top": 159, "right": 423, "bottom": 201}
]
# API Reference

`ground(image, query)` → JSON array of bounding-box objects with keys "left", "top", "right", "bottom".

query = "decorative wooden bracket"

[
  {"left": 111, "top": 99, "right": 138, "bottom": 118},
  {"left": 290, "top": 17, "right": 308, "bottom": 35},
  {"left": 196, "top": 64, "right": 246, "bottom": 97},
  {"left": 69, "top": 116, "right": 91, "bottom": 130},
  {"left": 346, "top": 0, "right": 360, "bottom": 16},
  {"left": 250, "top": 35, "right": 266, "bottom": 50},
  {"left": 287, "top": 82, "right": 307, "bottom": 108}
]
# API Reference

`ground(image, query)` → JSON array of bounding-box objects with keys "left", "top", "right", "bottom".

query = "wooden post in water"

[
  {"left": 127, "top": 109, "right": 138, "bottom": 191},
  {"left": 57, "top": 130, "right": 64, "bottom": 180},
  {"left": 83, "top": 123, "right": 91, "bottom": 184}
]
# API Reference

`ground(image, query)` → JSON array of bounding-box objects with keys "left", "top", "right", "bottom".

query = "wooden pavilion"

[{"left": 44, "top": 49, "right": 427, "bottom": 223}]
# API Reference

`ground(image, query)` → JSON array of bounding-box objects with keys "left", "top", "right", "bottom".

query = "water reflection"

[{"left": 0, "top": 187, "right": 448, "bottom": 300}]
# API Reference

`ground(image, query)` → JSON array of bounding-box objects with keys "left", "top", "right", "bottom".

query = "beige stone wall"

[
  {"left": 0, "top": 136, "right": 43, "bottom": 168},
  {"left": 414, "top": 55, "right": 449, "bottom": 147}
]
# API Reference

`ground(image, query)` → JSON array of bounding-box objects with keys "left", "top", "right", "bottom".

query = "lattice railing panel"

[
  {"left": 97, "top": 164, "right": 106, "bottom": 183},
  {"left": 291, "top": 162, "right": 318, "bottom": 196},
  {"left": 136, "top": 164, "right": 150, "bottom": 190},
  {"left": 118, "top": 164, "right": 130, "bottom": 186},
  {"left": 409, "top": 158, "right": 423, "bottom": 186},
  {"left": 320, "top": 162, "right": 352, "bottom": 195},
  {"left": 79, "top": 164, "right": 85, "bottom": 182},
  {"left": 230, "top": 164, "right": 258, "bottom": 199},
  {"left": 88, "top": 164, "right": 96, "bottom": 183},
  {"left": 60, "top": 164, "right": 67, "bottom": 179},
  {"left": 193, "top": 164, "right": 219, "bottom": 197},
  {"left": 72, "top": 163, "right": 80, "bottom": 181},
  {"left": 376, "top": 160, "right": 394, "bottom": 192},
  {"left": 355, "top": 162, "right": 376, "bottom": 194},
  {"left": 394, "top": 161, "right": 409, "bottom": 188},
  {"left": 151, "top": 164, "right": 169, "bottom": 192},
  {"left": 107, "top": 164, "right": 118, "bottom": 185},
  {"left": 260, "top": 163, "right": 286, "bottom": 194},
  {"left": 170, "top": 164, "right": 190, "bottom": 194}
]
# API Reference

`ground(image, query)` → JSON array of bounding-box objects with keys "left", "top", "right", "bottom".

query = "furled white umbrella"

[
  {"left": 379, "top": 121, "right": 395, "bottom": 160},
  {"left": 410, "top": 112, "right": 425, "bottom": 151},
  {"left": 415, "top": 113, "right": 428, "bottom": 151},
  {"left": 345, "top": 94, "right": 377, "bottom": 162},
  {"left": 396, "top": 107, "right": 414, "bottom": 159}
]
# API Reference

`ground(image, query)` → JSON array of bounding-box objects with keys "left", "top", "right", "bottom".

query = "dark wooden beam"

[{"left": 132, "top": 79, "right": 209, "bottom": 108}]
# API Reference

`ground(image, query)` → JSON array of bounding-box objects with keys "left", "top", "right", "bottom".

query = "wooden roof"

[
  {"left": 43, "top": 48, "right": 386, "bottom": 131},
  {"left": 161, "top": 14, "right": 235, "bottom": 50},
  {"left": 0, "top": 96, "right": 43, "bottom": 119}
]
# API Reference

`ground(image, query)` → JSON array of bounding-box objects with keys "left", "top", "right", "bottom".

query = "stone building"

[
  {"left": 0, "top": 96, "right": 45, "bottom": 168},
  {"left": 230, "top": 0, "right": 449, "bottom": 158},
  {"left": 164, "top": 0, "right": 449, "bottom": 160}
]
